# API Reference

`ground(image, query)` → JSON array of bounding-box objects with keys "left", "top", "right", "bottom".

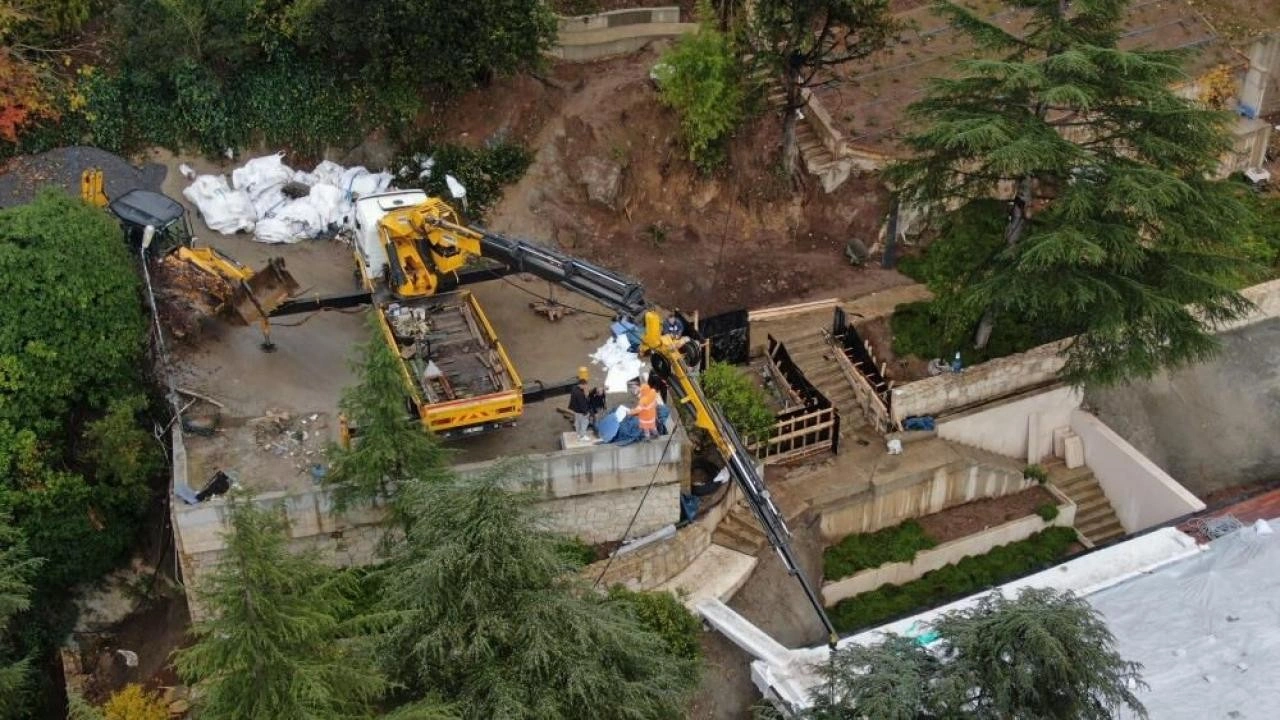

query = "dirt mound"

[
  {"left": 0, "top": 146, "right": 166, "bottom": 209},
  {"left": 441, "top": 50, "right": 903, "bottom": 316}
]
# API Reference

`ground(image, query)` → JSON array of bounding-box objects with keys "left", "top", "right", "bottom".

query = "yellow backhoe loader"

[{"left": 82, "top": 169, "right": 300, "bottom": 347}]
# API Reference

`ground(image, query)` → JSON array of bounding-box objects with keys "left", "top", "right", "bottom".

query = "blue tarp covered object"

[{"left": 598, "top": 403, "right": 671, "bottom": 446}]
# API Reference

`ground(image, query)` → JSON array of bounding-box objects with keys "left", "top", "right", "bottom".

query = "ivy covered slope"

[{"left": 0, "top": 191, "right": 159, "bottom": 681}]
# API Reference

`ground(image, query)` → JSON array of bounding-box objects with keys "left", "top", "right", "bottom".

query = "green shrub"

[
  {"left": 395, "top": 142, "right": 534, "bottom": 220},
  {"left": 554, "top": 536, "right": 597, "bottom": 567},
  {"left": 823, "top": 520, "right": 936, "bottom": 582},
  {"left": 608, "top": 586, "right": 703, "bottom": 662},
  {"left": 827, "top": 527, "right": 1078, "bottom": 634},
  {"left": 700, "top": 362, "right": 776, "bottom": 444},
  {"left": 1023, "top": 464, "right": 1048, "bottom": 484},
  {"left": 1035, "top": 503, "right": 1060, "bottom": 522},
  {"left": 656, "top": 0, "right": 746, "bottom": 171}
]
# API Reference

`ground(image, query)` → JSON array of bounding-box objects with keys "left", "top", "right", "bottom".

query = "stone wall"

[
  {"left": 890, "top": 340, "right": 1070, "bottom": 424},
  {"left": 892, "top": 279, "right": 1280, "bottom": 425},
  {"left": 584, "top": 484, "right": 738, "bottom": 591},
  {"left": 174, "top": 424, "right": 691, "bottom": 614},
  {"left": 550, "top": 7, "right": 696, "bottom": 62},
  {"left": 818, "top": 459, "right": 1033, "bottom": 542}
]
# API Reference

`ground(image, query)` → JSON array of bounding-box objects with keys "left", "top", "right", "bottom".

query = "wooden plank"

[{"left": 749, "top": 298, "right": 839, "bottom": 321}]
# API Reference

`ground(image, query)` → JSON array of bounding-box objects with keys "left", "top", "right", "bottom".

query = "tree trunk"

[
  {"left": 973, "top": 177, "right": 1033, "bottom": 350},
  {"left": 781, "top": 69, "right": 804, "bottom": 182}
]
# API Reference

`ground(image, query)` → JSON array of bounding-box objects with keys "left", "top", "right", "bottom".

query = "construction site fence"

[
  {"left": 832, "top": 306, "right": 896, "bottom": 434},
  {"left": 752, "top": 335, "right": 840, "bottom": 463}
]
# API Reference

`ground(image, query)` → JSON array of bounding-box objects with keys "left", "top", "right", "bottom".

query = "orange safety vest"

[{"left": 632, "top": 384, "right": 658, "bottom": 430}]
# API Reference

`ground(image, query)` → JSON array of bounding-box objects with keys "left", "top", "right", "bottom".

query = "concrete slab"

[{"left": 660, "top": 544, "right": 758, "bottom": 609}]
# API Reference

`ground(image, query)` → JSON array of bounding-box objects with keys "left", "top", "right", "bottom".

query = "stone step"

[
  {"left": 1078, "top": 514, "right": 1124, "bottom": 539},
  {"left": 660, "top": 544, "right": 758, "bottom": 610},
  {"left": 1074, "top": 493, "right": 1111, "bottom": 516},
  {"left": 1080, "top": 518, "right": 1126, "bottom": 544},
  {"left": 1059, "top": 477, "right": 1102, "bottom": 498}
]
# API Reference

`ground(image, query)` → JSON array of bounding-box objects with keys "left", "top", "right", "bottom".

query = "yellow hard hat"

[{"left": 577, "top": 366, "right": 589, "bottom": 382}]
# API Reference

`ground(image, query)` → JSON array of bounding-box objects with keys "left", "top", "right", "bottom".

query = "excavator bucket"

[{"left": 227, "top": 257, "right": 301, "bottom": 325}]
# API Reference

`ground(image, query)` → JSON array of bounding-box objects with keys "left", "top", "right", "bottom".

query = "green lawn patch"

[
  {"left": 823, "top": 519, "right": 937, "bottom": 582},
  {"left": 827, "top": 526, "right": 1078, "bottom": 634}
]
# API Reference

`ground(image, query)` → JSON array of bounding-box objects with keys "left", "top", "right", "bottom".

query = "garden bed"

[
  {"left": 823, "top": 484, "right": 1058, "bottom": 581},
  {"left": 827, "top": 526, "right": 1079, "bottom": 633}
]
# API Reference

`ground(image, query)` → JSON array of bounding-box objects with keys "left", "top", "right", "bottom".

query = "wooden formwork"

[{"left": 748, "top": 336, "right": 841, "bottom": 464}]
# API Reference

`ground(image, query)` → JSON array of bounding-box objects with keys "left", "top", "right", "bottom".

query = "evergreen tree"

[
  {"left": 888, "top": 0, "right": 1259, "bottom": 386},
  {"left": 750, "top": 0, "right": 899, "bottom": 179},
  {"left": 796, "top": 587, "right": 1146, "bottom": 719},
  {"left": 378, "top": 465, "right": 701, "bottom": 719},
  {"left": 173, "top": 500, "right": 391, "bottom": 720},
  {"left": 0, "top": 511, "right": 39, "bottom": 719},
  {"left": 323, "top": 312, "right": 450, "bottom": 519}
]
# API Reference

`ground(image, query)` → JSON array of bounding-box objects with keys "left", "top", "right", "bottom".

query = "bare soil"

[
  {"left": 430, "top": 49, "right": 903, "bottom": 316},
  {"left": 916, "top": 485, "right": 1057, "bottom": 544},
  {"left": 856, "top": 314, "right": 931, "bottom": 383}
]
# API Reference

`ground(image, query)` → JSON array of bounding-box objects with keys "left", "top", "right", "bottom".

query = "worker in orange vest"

[{"left": 630, "top": 377, "right": 659, "bottom": 440}]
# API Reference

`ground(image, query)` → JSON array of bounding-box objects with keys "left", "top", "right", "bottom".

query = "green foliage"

[
  {"left": 0, "top": 190, "right": 147, "bottom": 434},
  {"left": 887, "top": 0, "right": 1261, "bottom": 387},
  {"left": 376, "top": 465, "right": 701, "bottom": 719},
  {"left": 889, "top": 295, "right": 1074, "bottom": 366},
  {"left": 175, "top": 500, "right": 390, "bottom": 720},
  {"left": 658, "top": 1, "right": 747, "bottom": 171},
  {"left": 804, "top": 588, "right": 1147, "bottom": 719},
  {"left": 103, "top": 684, "right": 168, "bottom": 720},
  {"left": 607, "top": 586, "right": 704, "bottom": 662},
  {"left": 82, "top": 394, "right": 162, "bottom": 490},
  {"left": 0, "top": 511, "right": 40, "bottom": 718},
  {"left": 700, "top": 361, "right": 776, "bottom": 444},
  {"left": 553, "top": 535, "right": 597, "bottom": 568},
  {"left": 827, "top": 527, "right": 1077, "bottom": 633},
  {"left": 394, "top": 142, "right": 534, "bottom": 220},
  {"left": 1036, "top": 502, "right": 1060, "bottom": 522},
  {"left": 324, "top": 313, "right": 450, "bottom": 519},
  {"left": 823, "top": 519, "right": 936, "bottom": 581},
  {"left": 1023, "top": 463, "right": 1048, "bottom": 484}
]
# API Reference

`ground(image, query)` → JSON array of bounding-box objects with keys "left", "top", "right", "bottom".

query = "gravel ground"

[{"left": 0, "top": 146, "right": 166, "bottom": 209}]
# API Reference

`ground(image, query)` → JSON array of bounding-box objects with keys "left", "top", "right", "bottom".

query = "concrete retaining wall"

[
  {"left": 1069, "top": 410, "right": 1206, "bottom": 532},
  {"left": 818, "top": 461, "right": 1034, "bottom": 542},
  {"left": 174, "top": 425, "right": 690, "bottom": 613},
  {"left": 584, "top": 483, "right": 739, "bottom": 590},
  {"left": 821, "top": 485, "right": 1075, "bottom": 605},
  {"left": 937, "top": 385, "right": 1082, "bottom": 463},
  {"left": 551, "top": 7, "right": 696, "bottom": 61}
]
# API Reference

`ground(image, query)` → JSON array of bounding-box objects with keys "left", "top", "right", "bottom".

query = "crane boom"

[{"left": 425, "top": 213, "right": 841, "bottom": 648}]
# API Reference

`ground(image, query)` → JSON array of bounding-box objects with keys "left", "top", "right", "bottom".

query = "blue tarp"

[{"left": 597, "top": 403, "right": 671, "bottom": 446}]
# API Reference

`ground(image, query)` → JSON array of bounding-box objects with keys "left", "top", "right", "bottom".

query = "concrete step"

[
  {"left": 1080, "top": 517, "right": 1126, "bottom": 544},
  {"left": 1059, "top": 477, "right": 1101, "bottom": 498},
  {"left": 712, "top": 512, "right": 767, "bottom": 555},
  {"left": 1075, "top": 494, "right": 1111, "bottom": 516},
  {"left": 660, "top": 544, "right": 758, "bottom": 610},
  {"left": 1078, "top": 514, "right": 1124, "bottom": 538}
]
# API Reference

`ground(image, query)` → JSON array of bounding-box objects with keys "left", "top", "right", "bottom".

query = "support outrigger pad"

[{"left": 260, "top": 340, "right": 278, "bottom": 353}]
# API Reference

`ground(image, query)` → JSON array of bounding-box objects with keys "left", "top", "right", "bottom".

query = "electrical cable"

[
  {"left": 268, "top": 306, "right": 366, "bottom": 327},
  {"left": 475, "top": 264, "right": 618, "bottom": 319},
  {"left": 592, "top": 424, "right": 679, "bottom": 590}
]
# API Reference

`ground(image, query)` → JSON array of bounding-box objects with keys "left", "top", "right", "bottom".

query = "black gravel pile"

[{"left": 0, "top": 146, "right": 167, "bottom": 209}]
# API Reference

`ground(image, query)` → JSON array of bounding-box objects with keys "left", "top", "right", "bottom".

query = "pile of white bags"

[{"left": 182, "top": 153, "right": 393, "bottom": 244}]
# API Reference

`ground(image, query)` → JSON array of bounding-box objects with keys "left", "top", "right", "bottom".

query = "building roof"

[{"left": 750, "top": 521, "right": 1280, "bottom": 716}]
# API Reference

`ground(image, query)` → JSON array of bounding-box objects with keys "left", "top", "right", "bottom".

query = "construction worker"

[
  {"left": 630, "top": 376, "right": 659, "bottom": 440},
  {"left": 568, "top": 367, "right": 592, "bottom": 441}
]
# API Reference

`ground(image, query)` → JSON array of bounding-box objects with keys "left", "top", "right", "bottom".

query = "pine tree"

[
  {"left": 323, "top": 312, "right": 450, "bottom": 519},
  {"left": 0, "top": 511, "right": 39, "bottom": 719},
  {"left": 377, "top": 465, "right": 701, "bottom": 719},
  {"left": 887, "top": 0, "right": 1260, "bottom": 386},
  {"left": 797, "top": 587, "right": 1146, "bottom": 719},
  {"left": 173, "top": 500, "right": 391, "bottom": 720}
]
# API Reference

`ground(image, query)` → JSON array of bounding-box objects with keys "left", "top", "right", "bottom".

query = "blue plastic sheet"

[{"left": 599, "top": 403, "right": 671, "bottom": 446}]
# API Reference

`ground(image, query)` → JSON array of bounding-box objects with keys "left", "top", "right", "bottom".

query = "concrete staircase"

[
  {"left": 712, "top": 502, "right": 770, "bottom": 555},
  {"left": 1047, "top": 460, "right": 1126, "bottom": 546},
  {"left": 758, "top": 69, "right": 845, "bottom": 190},
  {"left": 659, "top": 544, "right": 757, "bottom": 609}
]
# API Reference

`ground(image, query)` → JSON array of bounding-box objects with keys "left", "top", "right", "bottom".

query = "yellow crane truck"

[{"left": 272, "top": 193, "right": 839, "bottom": 646}]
